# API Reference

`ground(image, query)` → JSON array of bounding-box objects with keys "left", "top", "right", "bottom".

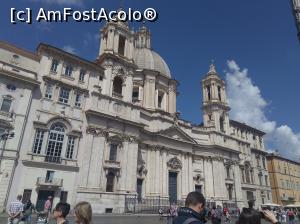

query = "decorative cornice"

[{"left": 167, "top": 156, "right": 182, "bottom": 170}]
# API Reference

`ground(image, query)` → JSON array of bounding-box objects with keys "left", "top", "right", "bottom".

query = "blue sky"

[{"left": 1, "top": 0, "right": 300, "bottom": 157}]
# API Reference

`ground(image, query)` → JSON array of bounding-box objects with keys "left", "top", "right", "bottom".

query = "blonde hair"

[{"left": 74, "top": 201, "right": 92, "bottom": 224}]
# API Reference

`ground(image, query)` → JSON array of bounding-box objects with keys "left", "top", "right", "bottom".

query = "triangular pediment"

[{"left": 158, "top": 125, "right": 197, "bottom": 144}]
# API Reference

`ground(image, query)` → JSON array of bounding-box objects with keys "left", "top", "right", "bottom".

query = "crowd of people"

[
  {"left": 7, "top": 194, "right": 92, "bottom": 224},
  {"left": 6, "top": 191, "right": 300, "bottom": 224}
]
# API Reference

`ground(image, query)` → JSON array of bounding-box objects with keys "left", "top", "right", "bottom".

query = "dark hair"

[
  {"left": 185, "top": 191, "right": 206, "bottom": 207},
  {"left": 55, "top": 202, "right": 71, "bottom": 218},
  {"left": 236, "top": 208, "right": 261, "bottom": 224},
  {"left": 17, "top": 195, "right": 22, "bottom": 201},
  {"left": 248, "top": 200, "right": 255, "bottom": 209}
]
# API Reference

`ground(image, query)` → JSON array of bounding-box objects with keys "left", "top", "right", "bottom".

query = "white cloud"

[
  {"left": 83, "top": 32, "right": 100, "bottom": 47},
  {"left": 30, "top": 0, "right": 84, "bottom": 6},
  {"left": 226, "top": 60, "right": 300, "bottom": 160},
  {"left": 62, "top": 45, "right": 77, "bottom": 54},
  {"left": 35, "top": 20, "right": 52, "bottom": 32}
]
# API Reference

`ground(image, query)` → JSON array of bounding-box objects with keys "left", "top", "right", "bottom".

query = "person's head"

[
  {"left": 248, "top": 200, "right": 255, "bottom": 209},
  {"left": 53, "top": 202, "right": 71, "bottom": 219},
  {"left": 185, "top": 191, "right": 206, "bottom": 213},
  {"left": 17, "top": 195, "right": 22, "bottom": 201},
  {"left": 48, "top": 196, "right": 52, "bottom": 200},
  {"left": 236, "top": 208, "right": 261, "bottom": 224},
  {"left": 74, "top": 201, "right": 92, "bottom": 224}
]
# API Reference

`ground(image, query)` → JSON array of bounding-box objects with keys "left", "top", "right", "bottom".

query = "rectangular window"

[
  {"left": 50, "top": 59, "right": 58, "bottom": 72},
  {"left": 74, "top": 93, "right": 82, "bottom": 107},
  {"left": 262, "top": 157, "right": 266, "bottom": 169},
  {"left": 217, "top": 86, "right": 222, "bottom": 101},
  {"left": 259, "top": 175, "right": 262, "bottom": 186},
  {"left": 1, "top": 98, "right": 12, "bottom": 112},
  {"left": 109, "top": 144, "right": 118, "bottom": 161},
  {"left": 66, "top": 136, "right": 76, "bottom": 159},
  {"left": 59, "top": 88, "right": 70, "bottom": 104},
  {"left": 118, "top": 35, "right": 126, "bottom": 56},
  {"left": 46, "top": 170, "right": 55, "bottom": 182},
  {"left": 79, "top": 70, "right": 85, "bottom": 82},
  {"left": 33, "top": 129, "right": 45, "bottom": 154},
  {"left": 45, "top": 84, "right": 53, "bottom": 99},
  {"left": 132, "top": 87, "right": 139, "bottom": 102},
  {"left": 64, "top": 65, "right": 73, "bottom": 77},
  {"left": 265, "top": 175, "right": 269, "bottom": 186}
]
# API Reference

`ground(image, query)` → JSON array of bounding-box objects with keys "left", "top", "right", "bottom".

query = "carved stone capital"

[{"left": 86, "top": 126, "right": 108, "bottom": 137}]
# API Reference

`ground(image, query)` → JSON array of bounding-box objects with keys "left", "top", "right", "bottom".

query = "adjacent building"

[
  {"left": 291, "top": 0, "right": 300, "bottom": 41},
  {"left": 0, "top": 20, "right": 272, "bottom": 213},
  {"left": 267, "top": 153, "right": 300, "bottom": 205},
  {"left": 0, "top": 42, "right": 40, "bottom": 211}
]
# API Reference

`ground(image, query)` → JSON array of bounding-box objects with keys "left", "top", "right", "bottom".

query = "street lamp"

[
  {"left": 291, "top": 0, "right": 300, "bottom": 41},
  {"left": 224, "top": 160, "right": 238, "bottom": 210}
]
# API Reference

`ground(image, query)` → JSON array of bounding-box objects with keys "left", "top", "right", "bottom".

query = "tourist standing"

[
  {"left": 172, "top": 191, "right": 207, "bottom": 224},
  {"left": 53, "top": 202, "right": 71, "bottom": 224},
  {"left": 44, "top": 196, "right": 52, "bottom": 223},
  {"left": 74, "top": 201, "right": 93, "bottom": 224},
  {"left": 23, "top": 199, "right": 35, "bottom": 223},
  {"left": 287, "top": 209, "right": 295, "bottom": 224},
  {"left": 7, "top": 195, "right": 24, "bottom": 224}
]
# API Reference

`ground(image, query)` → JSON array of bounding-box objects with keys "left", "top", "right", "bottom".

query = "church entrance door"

[{"left": 169, "top": 172, "right": 178, "bottom": 203}]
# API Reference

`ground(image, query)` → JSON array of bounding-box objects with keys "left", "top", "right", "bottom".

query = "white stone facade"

[{"left": 0, "top": 21, "right": 272, "bottom": 214}]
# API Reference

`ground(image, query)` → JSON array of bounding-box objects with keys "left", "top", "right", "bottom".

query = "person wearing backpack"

[{"left": 172, "top": 191, "right": 207, "bottom": 224}]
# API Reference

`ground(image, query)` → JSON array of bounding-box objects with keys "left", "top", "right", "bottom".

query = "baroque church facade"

[{"left": 0, "top": 20, "right": 272, "bottom": 213}]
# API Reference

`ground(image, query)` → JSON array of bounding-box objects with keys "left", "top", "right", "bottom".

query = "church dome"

[{"left": 133, "top": 48, "right": 171, "bottom": 78}]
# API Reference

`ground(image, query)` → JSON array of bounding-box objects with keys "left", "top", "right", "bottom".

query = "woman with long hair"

[{"left": 74, "top": 201, "right": 92, "bottom": 224}]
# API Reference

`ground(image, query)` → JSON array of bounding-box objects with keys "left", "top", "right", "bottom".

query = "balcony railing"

[
  {"left": 36, "top": 177, "right": 63, "bottom": 187},
  {"left": 45, "top": 156, "right": 61, "bottom": 164},
  {"left": 104, "top": 160, "right": 121, "bottom": 170}
]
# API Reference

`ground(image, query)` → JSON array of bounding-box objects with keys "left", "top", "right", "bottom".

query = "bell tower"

[
  {"left": 202, "top": 62, "right": 230, "bottom": 133},
  {"left": 98, "top": 13, "right": 134, "bottom": 60}
]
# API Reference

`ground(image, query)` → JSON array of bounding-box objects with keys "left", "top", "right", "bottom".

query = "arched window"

[
  {"left": 206, "top": 85, "right": 211, "bottom": 100},
  {"left": 106, "top": 172, "right": 115, "bottom": 192},
  {"left": 217, "top": 86, "right": 222, "bottom": 101},
  {"left": 113, "top": 76, "right": 123, "bottom": 96},
  {"left": 245, "top": 163, "right": 251, "bottom": 184},
  {"left": 45, "top": 123, "right": 65, "bottom": 163},
  {"left": 220, "top": 116, "right": 225, "bottom": 132}
]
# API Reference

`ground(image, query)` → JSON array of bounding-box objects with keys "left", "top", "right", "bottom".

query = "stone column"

[
  {"left": 124, "top": 75, "right": 133, "bottom": 103},
  {"left": 162, "top": 150, "right": 168, "bottom": 197},
  {"left": 119, "top": 141, "right": 129, "bottom": 192},
  {"left": 107, "top": 27, "right": 115, "bottom": 51},
  {"left": 128, "top": 142, "right": 138, "bottom": 192},
  {"left": 204, "top": 158, "right": 214, "bottom": 199},
  {"left": 155, "top": 148, "right": 160, "bottom": 195},
  {"left": 143, "top": 75, "right": 156, "bottom": 109},
  {"left": 87, "top": 134, "right": 106, "bottom": 188},
  {"left": 188, "top": 155, "right": 194, "bottom": 192}
]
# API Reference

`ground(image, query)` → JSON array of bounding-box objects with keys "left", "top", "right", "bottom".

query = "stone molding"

[{"left": 167, "top": 156, "right": 182, "bottom": 170}]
